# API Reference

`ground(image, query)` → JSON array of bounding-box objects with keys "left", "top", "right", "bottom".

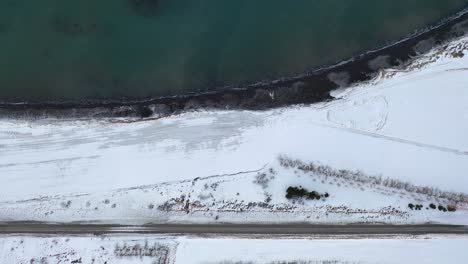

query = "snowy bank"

[{"left": 1, "top": 235, "right": 468, "bottom": 264}]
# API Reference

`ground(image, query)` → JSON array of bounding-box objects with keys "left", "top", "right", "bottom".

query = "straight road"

[{"left": 0, "top": 223, "right": 467, "bottom": 236}]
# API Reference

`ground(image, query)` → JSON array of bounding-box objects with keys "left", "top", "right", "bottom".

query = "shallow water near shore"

[{"left": 0, "top": 0, "right": 467, "bottom": 101}]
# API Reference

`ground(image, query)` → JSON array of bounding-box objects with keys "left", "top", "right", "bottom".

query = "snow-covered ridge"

[{"left": 0, "top": 36, "right": 467, "bottom": 225}]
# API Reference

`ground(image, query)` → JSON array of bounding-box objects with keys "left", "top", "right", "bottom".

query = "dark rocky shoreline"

[{"left": 1, "top": 8, "right": 468, "bottom": 119}]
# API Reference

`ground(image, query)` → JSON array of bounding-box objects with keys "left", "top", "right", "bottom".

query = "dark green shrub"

[
  {"left": 286, "top": 186, "right": 309, "bottom": 199},
  {"left": 429, "top": 203, "right": 436, "bottom": 209},
  {"left": 408, "top": 203, "right": 415, "bottom": 210},
  {"left": 308, "top": 191, "right": 318, "bottom": 200},
  {"left": 286, "top": 186, "right": 328, "bottom": 201}
]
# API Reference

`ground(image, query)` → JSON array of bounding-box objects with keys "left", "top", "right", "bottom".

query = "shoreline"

[{"left": 1, "top": 7, "right": 468, "bottom": 119}]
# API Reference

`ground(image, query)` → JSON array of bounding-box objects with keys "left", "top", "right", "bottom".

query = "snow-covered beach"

[{"left": 1, "top": 36, "right": 467, "bottom": 225}]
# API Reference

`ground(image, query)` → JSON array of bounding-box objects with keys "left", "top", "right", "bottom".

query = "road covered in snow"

[
  {"left": 1, "top": 223, "right": 467, "bottom": 236},
  {"left": 0, "top": 36, "right": 467, "bottom": 226}
]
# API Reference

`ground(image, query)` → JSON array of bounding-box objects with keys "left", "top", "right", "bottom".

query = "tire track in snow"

[
  {"left": 310, "top": 121, "right": 468, "bottom": 156},
  {"left": 0, "top": 164, "right": 268, "bottom": 205}
]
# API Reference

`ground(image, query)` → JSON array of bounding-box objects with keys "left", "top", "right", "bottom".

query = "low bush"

[
  {"left": 410, "top": 203, "right": 454, "bottom": 213},
  {"left": 278, "top": 156, "right": 468, "bottom": 204},
  {"left": 286, "top": 187, "right": 309, "bottom": 199},
  {"left": 447, "top": 205, "right": 457, "bottom": 212},
  {"left": 286, "top": 186, "right": 328, "bottom": 201}
]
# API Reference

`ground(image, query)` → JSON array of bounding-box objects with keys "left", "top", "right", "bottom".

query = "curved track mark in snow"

[{"left": 326, "top": 96, "right": 389, "bottom": 132}]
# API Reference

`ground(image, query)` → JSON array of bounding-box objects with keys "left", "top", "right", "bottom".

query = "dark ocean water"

[{"left": 0, "top": 0, "right": 467, "bottom": 101}]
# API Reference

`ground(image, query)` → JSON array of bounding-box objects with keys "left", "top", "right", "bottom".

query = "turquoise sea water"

[{"left": 0, "top": 0, "right": 467, "bottom": 101}]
